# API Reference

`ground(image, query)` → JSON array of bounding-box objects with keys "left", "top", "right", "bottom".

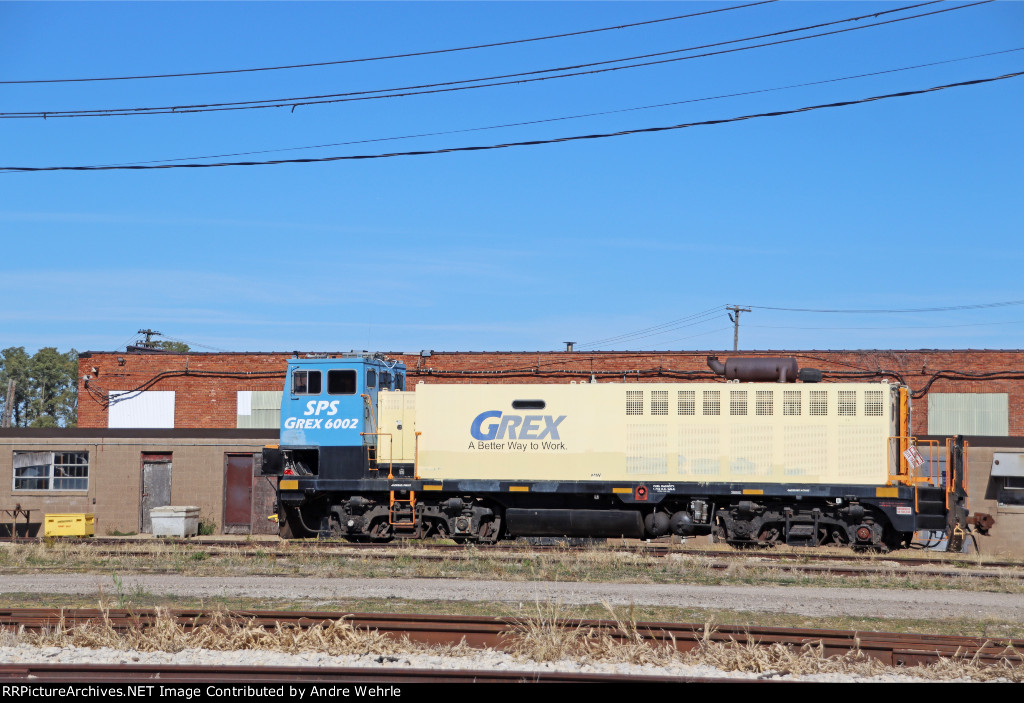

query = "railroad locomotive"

[{"left": 261, "top": 353, "right": 974, "bottom": 551}]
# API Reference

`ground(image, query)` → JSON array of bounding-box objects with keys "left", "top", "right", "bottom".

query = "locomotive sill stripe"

[
  {"left": 876, "top": 487, "right": 899, "bottom": 497},
  {"left": 423, "top": 484, "right": 443, "bottom": 491},
  {"left": 612, "top": 488, "right": 632, "bottom": 494},
  {"left": 742, "top": 489, "right": 764, "bottom": 495},
  {"left": 279, "top": 479, "right": 299, "bottom": 490},
  {"left": 508, "top": 486, "right": 530, "bottom": 492}
]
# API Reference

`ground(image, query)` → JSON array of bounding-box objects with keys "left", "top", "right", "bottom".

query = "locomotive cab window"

[
  {"left": 380, "top": 370, "right": 393, "bottom": 390},
  {"left": 292, "top": 370, "right": 321, "bottom": 395},
  {"left": 366, "top": 369, "right": 377, "bottom": 389},
  {"left": 328, "top": 370, "right": 357, "bottom": 395},
  {"left": 395, "top": 373, "right": 405, "bottom": 391}
]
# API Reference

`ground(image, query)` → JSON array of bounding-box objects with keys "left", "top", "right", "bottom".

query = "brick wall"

[{"left": 78, "top": 349, "right": 1024, "bottom": 435}]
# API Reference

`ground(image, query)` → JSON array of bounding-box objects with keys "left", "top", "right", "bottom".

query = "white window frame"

[{"left": 13, "top": 451, "right": 89, "bottom": 491}]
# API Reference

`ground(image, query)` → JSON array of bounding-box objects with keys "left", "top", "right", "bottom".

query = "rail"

[{"left": 1, "top": 608, "right": 1021, "bottom": 669}]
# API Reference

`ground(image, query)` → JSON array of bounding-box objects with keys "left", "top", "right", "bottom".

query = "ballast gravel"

[
  {"left": 0, "top": 574, "right": 1018, "bottom": 682},
  {"left": 0, "top": 643, "right": 973, "bottom": 683},
  {"left": 2, "top": 573, "right": 1023, "bottom": 621}
]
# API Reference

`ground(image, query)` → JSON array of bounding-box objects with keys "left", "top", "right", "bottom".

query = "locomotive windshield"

[
  {"left": 328, "top": 369, "right": 357, "bottom": 394},
  {"left": 291, "top": 370, "right": 321, "bottom": 395}
]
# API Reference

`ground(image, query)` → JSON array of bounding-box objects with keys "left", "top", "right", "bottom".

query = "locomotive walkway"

[{"left": 1, "top": 574, "right": 1022, "bottom": 622}]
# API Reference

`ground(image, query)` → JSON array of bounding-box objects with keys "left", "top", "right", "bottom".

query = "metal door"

[
  {"left": 224, "top": 454, "right": 253, "bottom": 532},
  {"left": 140, "top": 453, "right": 172, "bottom": 533}
]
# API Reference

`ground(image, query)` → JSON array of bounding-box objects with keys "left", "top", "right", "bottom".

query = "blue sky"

[{"left": 2, "top": 1, "right": 1022, "bottom": 354}]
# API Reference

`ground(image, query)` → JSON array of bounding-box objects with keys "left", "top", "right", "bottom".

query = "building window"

[
  {"left": 13, "top": 451, "right": 89, "bottom": 491},
  {"left": 929, "top": 393, "right": 1009, "bottom": 436}
]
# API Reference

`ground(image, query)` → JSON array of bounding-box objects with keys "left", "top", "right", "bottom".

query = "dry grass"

[
  {"left": 17, "top": 607, "right": 475, "bottom": 658},
  {"left": 501, "top": 602, "right": 1024, "bottom": 682},
  {"left": 1, "top": 601, "right": 1021, "bottom": 681}
]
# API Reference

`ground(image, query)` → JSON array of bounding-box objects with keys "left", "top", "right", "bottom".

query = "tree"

[
  {"left": 150, "top": 340, "right": 190, "bottom": 353},
  {"left": 0, "top": 347, "right": 32, "bottom": 427},
  {"left": 27, "top": 347, "right": 78, "bottom": 428},
  {"left": 0, "top": 346, "right": 78, "bottom": 427}
]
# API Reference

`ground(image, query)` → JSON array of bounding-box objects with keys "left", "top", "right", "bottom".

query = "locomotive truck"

[{"left": 261, "top": 353, "right": 977, "bottom": 551}]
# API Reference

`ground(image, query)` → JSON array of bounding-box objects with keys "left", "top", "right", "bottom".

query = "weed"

[{"left": 111, "top": 573, "right": 129, "bottom": 609}]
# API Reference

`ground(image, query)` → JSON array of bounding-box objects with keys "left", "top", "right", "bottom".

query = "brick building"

[{"left": 77, "top": 348, "right": 1024, "bottom": 436}]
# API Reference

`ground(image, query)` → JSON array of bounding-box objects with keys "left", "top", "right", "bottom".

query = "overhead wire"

[
  {"left": 6, "top": 69, "right": 1020, "bottom": 172},
  {"left": 748, "top": 320, "right": 1024, "bottom": 331},
  {"left": 47, "top": 46, "right": 1023, "bottom": 170},
  {"left": 746, "top": 300, "right": 1024, "bottom": 314},
  {"left": 3, "top": 0, "right": 982, "bottom": 119},
  {"left": 0, "top": 1, "right": 777, "bottom": 84},
  {"left": 577, "top": 306, "right": 725, "bottom": 349}
]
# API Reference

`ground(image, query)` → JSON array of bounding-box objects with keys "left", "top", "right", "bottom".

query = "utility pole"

[
  {"left": 727, "top": 305, "right": 751, "bottom": 351},
  {"left": 137, "top": 329, "right": 161, "bottom": 348}
]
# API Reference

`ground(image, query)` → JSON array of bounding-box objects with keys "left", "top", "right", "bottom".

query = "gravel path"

[{"left": 3, "top": 574, "right": 1022, "bottom": 622}]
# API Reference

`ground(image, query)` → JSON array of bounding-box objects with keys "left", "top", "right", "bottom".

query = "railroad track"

[
  {"left": 2, "top": 608, "right": 1021, "bottom": 668},
  {"left": 0, "top": 662, "right": 735, "bottom": 683},
  {"left": 3, "top": 537, "right": 1020, "bottom": 582}
]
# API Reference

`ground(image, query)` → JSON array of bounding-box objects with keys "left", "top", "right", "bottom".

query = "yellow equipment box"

[{"left": 44, "top": 513, "right": 95, "bottom": 537}]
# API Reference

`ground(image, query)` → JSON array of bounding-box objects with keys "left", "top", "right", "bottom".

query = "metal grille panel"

[
  {"left": 677, "top": 390, "right": 695, "bottom": 416},
  {"left": 677, "top": 425, "right": 720, "bottom": 476},
  {"left": 626, "top": 389, "right": 644, "bottom": 416},
  {"left": 651, "top": 390, "right": 669, "bottom": 416},
  {"left": 729, "top": 425, "right": 773, "bottom": 477},
  {"left": 626, "top": 424, "right": 668, "bottom": 475}
]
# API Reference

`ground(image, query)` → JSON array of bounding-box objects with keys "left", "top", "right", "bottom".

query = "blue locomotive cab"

[{"left": 266, "top": 355, "right": 406, "bottom": 480}]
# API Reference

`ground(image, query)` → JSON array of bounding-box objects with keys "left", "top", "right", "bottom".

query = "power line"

[
  {"left": 45, "top": 46, "right": 1024, "bottom": 171},
  {"left": 6, "top": 69, "right": 1019, "bottom": 172},
  {"left": 4, "top": 0, "right": 976, "bottom": 120},
  {"left": 0, "top": 1, "right": 777, "bottom": 85},
  {"left": 747, "top": 300, "right": 1024, "bottom": 314},
  {"left": 577, "top": 307, "right": 725, "bottom": 349},
  {"left": 748, "top": 319, "right": 1024, "bottom": 331}
]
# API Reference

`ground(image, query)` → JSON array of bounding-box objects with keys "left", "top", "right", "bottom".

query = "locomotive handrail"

[
  {"left": 887, "top": 436, "right": 941, "bottom": 487},
  {"left": 360, "top": 432, "right": 393, "bottom": 477}
]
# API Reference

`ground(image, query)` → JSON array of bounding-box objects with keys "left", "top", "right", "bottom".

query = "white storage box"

[{"left": 150, "top": 505, "right": 200, "bottom": 537}]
